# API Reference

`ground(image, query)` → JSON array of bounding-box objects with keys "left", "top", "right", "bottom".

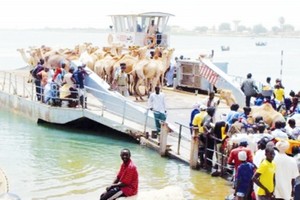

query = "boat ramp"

[{"left": 0, "top": 67, "right": 233, "bottom": 175}]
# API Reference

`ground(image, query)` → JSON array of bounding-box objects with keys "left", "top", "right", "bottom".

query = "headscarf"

[{"left": 276, "top": 140, "right": 290, "bottom": 153}]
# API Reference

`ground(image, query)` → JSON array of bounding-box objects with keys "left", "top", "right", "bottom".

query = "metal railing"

[
  {"left": 0, "top": 70, "right": 156, "bottom": 132},
  {"left": 174, "top": 122, "right": 191, "bottom": 155},
  {"left": 173, "top": 120, "right": 233, "bottom": 177}
]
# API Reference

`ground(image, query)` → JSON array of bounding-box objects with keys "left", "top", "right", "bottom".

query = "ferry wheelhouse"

[{"left": 108, "top": 12, "right": 174, "bottom": 48}]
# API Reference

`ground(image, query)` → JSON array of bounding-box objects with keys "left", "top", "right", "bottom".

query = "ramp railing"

[{"left": 0, "top": 70, "right": 156, "bottom": 132}]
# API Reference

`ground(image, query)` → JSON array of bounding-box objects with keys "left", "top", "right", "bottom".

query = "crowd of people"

[
  {"left": 31, "top": 59, "right": 88, "bottom": 108},
  {"left": 189, "top": 75, "right": 300, "bottom": 199},
  {"left": 241, "top": 74, "right": 300, "bottom": 116}
]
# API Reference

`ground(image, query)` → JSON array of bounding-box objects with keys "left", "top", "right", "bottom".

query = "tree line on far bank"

[{"left": 168, "top": 16, "right": 300, "bottom": 37}]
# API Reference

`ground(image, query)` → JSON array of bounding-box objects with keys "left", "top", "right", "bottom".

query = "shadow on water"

[{"left": 37, "top": 117, "right": 138, "bottom": 144}]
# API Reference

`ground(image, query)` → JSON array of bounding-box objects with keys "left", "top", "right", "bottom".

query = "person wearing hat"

[
  {"left": 114, "top": 63, "right": 129, "bottom": 97},
  {"left": 235, "top": 151, "right": 255, "bottom": 200},
  {"left": 273, "top": 140, "right": 299, "bottom": 200},
  {"left": 189, "top": 103, "right": 200, "bottom": 135},
  {"left": 192, "top": 104, "right": 208, "bottom": 136},
  {"left": 228, "top": 138, "right": 253, "bottom": 175}
]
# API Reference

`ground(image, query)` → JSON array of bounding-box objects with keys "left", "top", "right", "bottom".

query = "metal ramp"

[
  {"left": 84, "top": 68, "right": 157, "bottom": 131},
  {"left": 200, "top": 58, "right": 246, "bottom": 107}
]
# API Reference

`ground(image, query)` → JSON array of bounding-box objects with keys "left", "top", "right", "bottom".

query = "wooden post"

[
  {"left": 159, "top": 122, "right": 168, "bottom": 156},
  {"left": 190, "top": 128, "right": 199, "bottom": 169}
]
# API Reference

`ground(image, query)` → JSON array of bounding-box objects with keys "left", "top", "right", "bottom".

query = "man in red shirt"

[
  {"left": 100, "top": 149, "right": 138, "bottom": 200},
  {"left": 228, "top": 139, "right": 253, "bottom": 174}
]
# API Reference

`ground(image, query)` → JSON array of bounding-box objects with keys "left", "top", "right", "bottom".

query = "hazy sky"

[{"left": 1, "top": 0, "right": 299, "bottom": 30}]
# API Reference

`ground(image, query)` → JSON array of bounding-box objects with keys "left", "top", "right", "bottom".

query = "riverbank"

[{"left": 1, "top": 28, "right": 300, "bottom": 39}]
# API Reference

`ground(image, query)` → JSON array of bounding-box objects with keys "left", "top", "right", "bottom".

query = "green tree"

[
  {"left": 282, "top": 24, "right": 294, "bottom": 32},
  {"left": 278, "top": 16, "right": 285, "bottom": 29},
  {"left": 272, "top": 26, "right": 280, "bottom": 33},
  {"left": 194, "top": 26, "right": 208, "bottom": 33},
  {"left": 252, "top": 24, "right": 268, "bottom": 34},
  {"left": 218, "top": 23, "right": 231, "bottom": 31},
  {"left": 237, "top": 25, "right": 247, "bottom": 32}
]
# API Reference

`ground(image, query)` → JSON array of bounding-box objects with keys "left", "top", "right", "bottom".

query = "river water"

[
  {"left": 0, "top": 29, "right": 300, "bottom": 199},
  {"left": 1, "top": 29, "right": 300, "bottom": 92},
  {"left": 0, "top": 108, "right": 231, "bottom": 200}
]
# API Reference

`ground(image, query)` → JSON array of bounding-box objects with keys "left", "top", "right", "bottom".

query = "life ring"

[{"left": 144, "top": 35, "right": 156, "bottom": 48}]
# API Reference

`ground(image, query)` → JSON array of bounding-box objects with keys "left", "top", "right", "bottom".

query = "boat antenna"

[{"left": 280, "top": 50, "right": 283, "bottom": 79}]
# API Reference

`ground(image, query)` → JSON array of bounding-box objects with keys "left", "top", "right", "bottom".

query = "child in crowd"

[
  {"left": 235, "top": 151, "right": 255, "bottom": 200},
  {"left": 254, "top": 93, "right": 264, "bottom": 106}
]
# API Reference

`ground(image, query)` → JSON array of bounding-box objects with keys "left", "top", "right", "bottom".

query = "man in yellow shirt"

[
  {"left": 192, "top": 105, "right": 207, "bottom": 168},
  {"left": 274, "top": 84, "right": 285, "bottom": 103},
  {"left": 192, "top": 105, "right": 208, "bottom": 136},
  {"left": 252, "top": 147, "right": 276, "bottom": 200}
]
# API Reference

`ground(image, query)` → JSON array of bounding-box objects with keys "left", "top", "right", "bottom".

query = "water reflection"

[{"left": 0, "top": 109, "right": 231, "bottom": 199}]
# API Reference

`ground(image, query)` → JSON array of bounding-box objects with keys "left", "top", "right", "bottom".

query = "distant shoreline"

[{"left": 1, "top": 28, "right": 300, "bottom": 39}]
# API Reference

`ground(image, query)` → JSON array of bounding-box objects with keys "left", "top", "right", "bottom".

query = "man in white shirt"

[
  {"left": 274, "top": 140, "right": 299, "bottom": 200},
  {"left": 148, "top": 86, "right": 166, "bottom": 133},
  {"left": 202, "top": 91, "right": 220, "bottom": 108},
  {"left": 147, "top": 20, "right": 158, "bottom": 36},
  {"left": 271, "top": 121, "right": 289, "bottom": 140},
  {"left": 286, "top": 118, "right": 300, "bottom": 139}
]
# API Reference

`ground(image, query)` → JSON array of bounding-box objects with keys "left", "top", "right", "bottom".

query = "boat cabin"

[{"left": 108, "top": 12, "right": 174, "bottom": 48}]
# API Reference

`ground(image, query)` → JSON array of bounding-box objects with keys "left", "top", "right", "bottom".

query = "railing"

[
  {"left": 0, "top": 71, "right": 35, "bottom": 98},
  {"left": 174, "top": 121, "right": 233, "bottom": 177},
  {"left": 229, "top": 74, "right": 263, "bottom": 92},
  {"left": 174, "top": 122, "right": 191, "bottom": 155},
  {"left": 0, "top": 70, "right": 155, "bottom": 132}
]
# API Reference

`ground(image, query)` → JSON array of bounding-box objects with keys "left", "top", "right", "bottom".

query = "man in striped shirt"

[{"left": 100, "top": 149, "right": 138, "bottom": 200}]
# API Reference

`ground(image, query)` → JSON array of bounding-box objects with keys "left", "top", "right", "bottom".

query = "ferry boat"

[
  {"left": 1, "top": 11, "right": 240, "bottom": 176},
  {"left": 106, "top": 12, "right": 247, "bottom": 107},
  {"left": 255, "top": 41, "right": 267, "bottom": 46},
  {"left": 107, "top": 12, "right": 174, "bottom": 48},
  {"left": 221, "top": 45, "right": 230, "bottom": 51}
]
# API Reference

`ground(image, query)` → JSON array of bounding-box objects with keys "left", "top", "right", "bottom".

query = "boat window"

[
  {"left": 127, "top": 16, "right": 134, "bottom": 32},
  {"left": 114, "top": 16, "right": 122, "bottom": 32},
  {"left": 123, "top": 17, "right": 129, "bottom": 32},
  {"left": 136, "top": 16, "right": 143, "bottom": 32},
  {"left": 110, "top": 17, "right": 115, "bottom": 31}
]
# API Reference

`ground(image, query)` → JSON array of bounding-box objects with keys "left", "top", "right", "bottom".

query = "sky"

[{"left": 1, "top": 0, "right": 299, "bottom": 30}]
